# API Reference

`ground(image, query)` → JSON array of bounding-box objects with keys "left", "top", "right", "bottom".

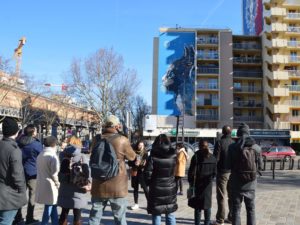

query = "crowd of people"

[{"left": 0, "top": 115, "right": 262, "bottom": 225}]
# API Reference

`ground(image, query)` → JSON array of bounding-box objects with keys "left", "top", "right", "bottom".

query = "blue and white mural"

[
  {"left": 158, "top": 32, "right": 195, "bottom": 116},
  {"left": 243, "top": 0, "right": 263, "bottom": 35}
]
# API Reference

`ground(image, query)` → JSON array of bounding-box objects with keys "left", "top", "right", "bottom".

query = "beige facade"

[{"left": 263, "top": 0, "right": 300, "bottom": 142}]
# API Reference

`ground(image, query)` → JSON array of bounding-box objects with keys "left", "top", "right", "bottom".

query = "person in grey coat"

[
  {"left": 0, "top": 117, "right": 27, "bottom": 225},
  {"left": 57, "top": 144, "right": 89, "bottom": 225},
  {"left": 227, "top": 123, "right": 262, "bottom": 225}
]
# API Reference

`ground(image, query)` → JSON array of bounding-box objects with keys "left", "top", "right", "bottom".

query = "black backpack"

[
  {"left": 90, "top": 134, "right": 119, "bottom": 181},
  {"left": 235, "top": 146, "right": 257, "bottom": 182}
]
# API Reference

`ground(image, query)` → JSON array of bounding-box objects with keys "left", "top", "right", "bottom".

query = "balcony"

[
  {"left": 233, "top": 43, "right": 261, "bottom": 50},
  {"left": 288, "top": 55, "right": 300, "bottom": 63},
  {"left": 265, "top": 114, "right": 290, "bottom": 129},
  {"left": 233, "top": 86, "right": 262, "bottom": 93},
  {"left": 287, "top": 41, "right": 300, "bottom": 48},
  {"left": 233, "top": 101, "right": 263, "bottom": 108},
  {"left": 284, "top": 0, "right": 300, "bottom": 6},
  {"left": 196, "top": 99, "right": 219, "bottom": 107},
  {"left": 233, "top": 71, "right": 262, "bottom": 78},
  {"left": 197, "top": 53, "right": 219, "bottom": 60},
  {"left": 266, "top": 101, "right": 290, "bottom": 114},
  {"left": 287, "top": 100, "right": 300, "bottom": 107},
  {"left": 197, "top": 83, "right": 219, "bottom": 90},
  {"left": 265, "top": 54, "right": 288, "bottom": 64},
  {"left": 290, "top": 131, "right": 300, "bottom": 139},
  {"left": 198, "top": 67, "right": 219, "bottom": 74},
  {"left": 265, "top": 23, "right": 287, "bottom": 32},
  {"left": 197, "top": 38, "right": 218, "bottom": 45},
  {"left": 264, "top": 68, "right": 289, "bottom": 80},
  {"left": 266, "top": 84, "right": 289, "bottom": 97},
  {"left": 233, "top": 57, "right": 262, "bottom": 64},
  {"left": 264, "top": 7, "right": 286, "bottom": 17},
  {"left": 196, "top": 114, "right": 219, "bottom": 121},
  {"left": 287, "top": 85, "right": 300, "bottom": 92},
  {"left": 287, "top": 26, "right": 300, "bottom": 33},
  {"left": 234, "top": 116, "right": 263, "bottom": 122},
  {"left": 289, "top": 115, "right": 300, "bottom": 123},
  {"left": 287, "top": 13, "right": 300, "bottom": 19},
  {"left": 287, "top": 70, "right": 300, "bottom": 77}
]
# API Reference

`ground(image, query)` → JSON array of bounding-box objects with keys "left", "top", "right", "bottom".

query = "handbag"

[{"left": 187, "top": 153, "right": 197, "bottom": 199}]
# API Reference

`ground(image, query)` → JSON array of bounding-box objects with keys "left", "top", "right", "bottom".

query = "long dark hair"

[{"left": 153, "top": 134, "right": 171, "bottom": 147}]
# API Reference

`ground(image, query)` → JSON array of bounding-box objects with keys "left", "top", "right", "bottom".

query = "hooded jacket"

[
  {"left": 18, "top": 135, "right": 43, "bottom": 177},
  {"left": 144, "top": 142, "right": 178, "bottom": 215}
]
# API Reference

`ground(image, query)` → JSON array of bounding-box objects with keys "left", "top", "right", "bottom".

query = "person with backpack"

[
  {"left": 174, "top": 142, "right": 188, "bottom": 195},
  {"left": 227, "top": 123, "right": 262, "bottom": 225},
  {"left": 143, "top": 134, "right": 177, "bottom": 225},
  {"left": 89, "top": 115, "right": 136, "bottom": 225},
  {"left": 57, "top": 141, "right": 90, "bottom": 225},
  {"left": 188, "top": 140, "right": 217, "bottom": 225},
  {"left": 14, "top": 124, "right": 43, "bottom": 225},
  {"left": 212, "top": 125, "right": 234, "bottom": 225},
  {"left": 35, "top": 136, "right": 60, "bottom": 225},
  {"left": 128, "top": 140, "right": 149, "bottom": 210}
]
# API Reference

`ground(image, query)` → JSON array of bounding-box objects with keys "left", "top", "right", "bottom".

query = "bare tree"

[
  {"left": 131, "top": 95, "right": 151, "bottom": 134},
  {"left": 66, "top": 48, "right": 140, "bottom": 122}
]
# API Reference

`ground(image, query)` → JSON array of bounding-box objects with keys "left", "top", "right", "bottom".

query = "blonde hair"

[{"left": 68, "top": 136, "right": 82, "bottom": 147}]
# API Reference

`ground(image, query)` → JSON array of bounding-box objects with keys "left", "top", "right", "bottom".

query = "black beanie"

[
  {"left": 237, "top": 123, "right": 250, "bottom": 137},
  {"left": 2, "top": 117, "right": 19, "bottom": 137}
]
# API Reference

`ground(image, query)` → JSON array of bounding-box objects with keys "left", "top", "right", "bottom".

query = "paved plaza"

[{"left": 22, "top": 167, "right": 300, "bottom": 225}]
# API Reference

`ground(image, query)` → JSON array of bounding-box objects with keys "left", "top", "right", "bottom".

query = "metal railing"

[
  {"left": 197, "top": 38, "right": 218, "bottom": 45},
  {"left": 198, "top": 67, "right": 219, "bottom": 74},
  {"left": 287, "top": 100, "right": 300, "bottom": 106},
  {"left": 233, "top": 57, "right": 262, "bottom": 64},
  {"left": 287, "top": 85, "right": 300, "bottom": 92},
  {"left": 233, "top": 101, "right": 263, "bottom": 107},
  {"left": 288, "top": 55, "right": 300, "bottom": 62},
  {"left": 197, "top": 84, "right": 219, "bottom": 90},
  {"left": 233, "top": 43, "right": 261, "bottom": 50},
  {"left": 233, "top": 71, "right": 262, "bottom": 78},
  {"left": 197, "top": 53, "right": 219, "bottom": 60},
  {"left": 196, "top": 100, "right": 219, "bottom": 106},
  {"left": 287, "top": 41, "right": 300, "bottom": 47},
  {"left": 287, "top": 26, "right": 300, "bottom": 33},
  {"left": 196, "top": 114, "right": 219, "bottom": 120},
  {"left": 233, "top": 86, "right": 262, "bottom": 92},
  {"left": 286, "top": 70, "right": 300, "bottom": 77},
  {"left": 233, "top": 116, "right": 263, "bottom": 122},
  {"left": 287, "top": 13, "right": 300, "bottom": 19}
]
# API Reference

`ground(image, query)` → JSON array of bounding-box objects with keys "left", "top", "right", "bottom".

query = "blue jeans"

[
  {"left": 0, "top": 209, "right": 18, "bottom": 225},
  {"left": 194, "top": 208, "right": 211, "bottom": 225},
  {"left": 232, "top": 190, "right": 255, "bottom": 225},
  {"left": 152, "top": 213, "right": 176, "bottom": 225},
  {"left": 41, "top": 205, "right": 58, "bottom": 225},
  {"left": 89, "top": 197, "right": 127, "bottom": 225}
]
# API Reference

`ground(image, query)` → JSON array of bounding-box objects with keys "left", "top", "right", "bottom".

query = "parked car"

[{"left": 262, "top": 146, "right": 296, "bottom": 161}]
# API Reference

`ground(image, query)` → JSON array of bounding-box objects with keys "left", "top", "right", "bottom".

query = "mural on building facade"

[
  {"left": 243, "top": 0, "right": 263, "bottom": 35},
  {"left": 158, "top": 32, "right": 195, "bottom": 116}
]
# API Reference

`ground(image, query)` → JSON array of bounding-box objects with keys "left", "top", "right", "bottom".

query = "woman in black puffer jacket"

[{"left": 144, "top": 134, "right": 177, "bottom": 225}]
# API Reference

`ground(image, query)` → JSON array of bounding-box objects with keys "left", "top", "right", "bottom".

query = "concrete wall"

[{"left": 219, "top": 31, "right": 233, "bottom": 127}]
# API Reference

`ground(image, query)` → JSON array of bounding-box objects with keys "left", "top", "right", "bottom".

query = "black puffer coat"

[
  {"left": 144, "top": 143, "right": 177, "bottom": 215},
  {"left": 188, "top": 152, "right": 217, "bottom": 209}
]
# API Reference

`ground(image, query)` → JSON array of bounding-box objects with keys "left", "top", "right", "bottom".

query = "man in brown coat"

[{"left": 89, "top": 115, "right": 136, "bottom": 225}]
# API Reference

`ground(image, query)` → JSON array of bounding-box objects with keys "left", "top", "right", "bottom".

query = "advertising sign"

[
  {"left": 243, "top": 0, "right": 263, "bottom": 35},
  {"left": 157, "top": 31, "right": 195, "bottom": 116}
]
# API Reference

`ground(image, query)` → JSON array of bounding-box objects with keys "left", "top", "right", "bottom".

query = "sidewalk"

[{"left": 23, "top": 169, "right": 300, "bottom": 225}]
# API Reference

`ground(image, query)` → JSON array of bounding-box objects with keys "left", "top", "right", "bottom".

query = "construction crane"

[{"left": 14, "top": 37, "right": 26, "bottom": 78}]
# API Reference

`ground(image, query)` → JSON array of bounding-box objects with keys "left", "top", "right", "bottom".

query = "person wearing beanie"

[
  {"left": 13, "top": 124, "right": 43, "bottom": 225},
  {"left": 0, "top": 117, "right": 27, "bottom": 225},
  {"left": 226, "top": 123, "right": 262, "bottom": 225}
]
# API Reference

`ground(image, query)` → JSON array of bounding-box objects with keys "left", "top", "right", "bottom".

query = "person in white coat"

[{"left": 36, "top": 136, "right": 60, "bottom": 225}]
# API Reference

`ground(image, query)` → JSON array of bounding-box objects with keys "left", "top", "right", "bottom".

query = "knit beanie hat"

[
  {"left": 2, "top": 117, "right": 19, "bottom": 137},
  {"left": 237, "top": 123, "right": 250, "bottom": 137}
]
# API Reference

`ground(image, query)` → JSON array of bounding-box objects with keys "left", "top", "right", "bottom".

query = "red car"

[{"left": 262, "top": 146, "right": 296, "bottom": 161}]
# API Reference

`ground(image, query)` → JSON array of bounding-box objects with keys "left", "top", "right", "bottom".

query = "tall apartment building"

[
  {"left": 261, "top": 0, "right": 300, "bottom": 143},
  {"left": 152, "top": 28, "right": 264, "bottom": 130}
]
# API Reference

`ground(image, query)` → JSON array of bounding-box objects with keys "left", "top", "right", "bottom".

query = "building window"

[
  {"left": 292, "top": 110, "right": 299, "bottom": 116},
  {"left": 292, "top": 124, "right": 300, "bottom": 131}
]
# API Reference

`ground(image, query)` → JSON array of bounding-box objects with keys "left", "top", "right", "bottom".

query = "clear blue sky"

[{"left": 0, "top": 0, "right": 242, "bottom": 105}]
